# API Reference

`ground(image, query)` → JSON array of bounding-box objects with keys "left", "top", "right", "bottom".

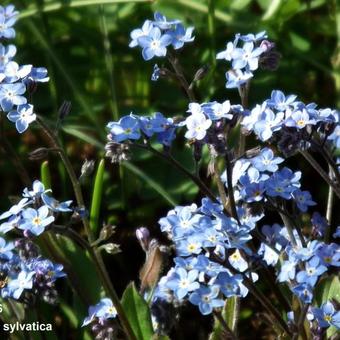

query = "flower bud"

[
  {"left": 79, "top": 159, "right": 95, "bottom": 181},
  {"left": 99, "top": 224, "right": 116, "bottom": 242},
  {"left": 136, "top": 227, "right": 150, "bottom": 252},
  {"left": 58, "top": 101, "right": 72, "bottom": 120},
  {"left": 28, "top": 147, "right": 50, "bottom": 160},
  {"left": 101, "top": 243, "right": 121, "bottom": 255}
]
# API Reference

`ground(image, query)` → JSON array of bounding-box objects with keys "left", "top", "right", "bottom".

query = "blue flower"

[
  {"left": 229, "top": 249, "right": 248, "bottom": 272},
  {"left": 41, "top": 193, "right": 73, "bottom": 213},
  {"left": 152, "top": 12, "right": 181, "bottom": 30},
  {"left": 0, "top": 237, "right": 14, "bottom": 260},
  {"left": 312, "top": 302, "right": 340, "bottom": 329},
  {"left": 184, "top": 110, "right": 212, "bottom": 140},
  {"left": 266, "top": 90, "right": 297, "bottom": 111},
  {"left": 278, "top": 259, "right": 298, "bottom": 282},
  {"left": 215, "top": 272, "right": 242, "bottom": 297},
  {"left": 3, "top": 61, "right": 31, "bottom": 83},
  {"left": 291, "top": 283, "right": 313, "bottom": 303},
  {"left": 0, "top": 82, "right": 27, "bottom": 111},
  {"left": 327, "top": 125, "right": 340, "bottom": 148},
  {"left": 232, "top": 42, "right": 264, "bottom": 71},
  {"left": 169, "top": 24, "right": 194, "bottom": 49},
  {"left": 311, "top": 212, "right": 328, "bottom": 237},
  {"left": 165, "top": 267, "right": 199, "bottom": 299},
  {"left": 107, "top": 115, "right": 141, "bottom": 142},
  {"left": 253, "top": 108, "right": 284, "bottom": 141},
  {"left": 333, "top": 226, "right": 340, "bottom": 238},
  {"left": 189, "top": 285, "right": 224, "bottom": 315},
  {"left": 292, "top": 189, "right": 316, "bottom": 212},
  {"left": 176, "top": 235, "right": 203, "bottom": 257},
  {"left": 0, "top": 5, "right": 18, "bottom": 39},
  {"left": 296, "top": 257, "right": 327, "bottom": 287},
  {"left": 285, "top": 109, "right": 316, "bottom": 129},
  {"left": 82, "top": 298, "right": 117, "bottom": 326},
  {"left": 315, "top": 243, "right": 340, "bottom": 267},
  {"left": 19, "top": 206, "right": 55, "bottom": 236},
  {"left": 203, "top": 100, "right": 232, "bottom": 121},
  {"left": 6, "top": 270, "right": 35, "bottom": 299},
  {"left": 137, "top": 27, "right": 172, "bottom": 61},
  {"left": 7, "top": 104, "right": 36, "bottom": 133},
  {"left": 251, "top": 148, "right": 284, "bottom": 172},
  {"left": 129, "top": 20, "right": 153, "bottom": 48},
  {"left": 225, "top": 69, "right": 253, "bottom": 89},
  {"left": 24, "top": 67, "right": 49, "bottom": 83},
  {"left": 0, "top": 197, "right": 30, "bottom": 220},
  {"left": 0, "top": 43, "right": 16, "bottom": 71},
  {"left": 258, "top": 243, "right": 280, "bottom": 266},
  {"left": 239, "top": 31, "right": 267, "bottom": 42},
  {"left": 216, "top": 41, "right": 236, "bottom": 61}
]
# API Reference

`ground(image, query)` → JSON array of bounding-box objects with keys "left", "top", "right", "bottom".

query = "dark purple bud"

[
  {"left": 58, "top": 101, "right": 72, "bottom": 120},
  {"left": 28, "top": 147, "right": 50, "bottom": 161},
  {"left": 136, "top": 227, "right": 150, "bottom": 252},
  {"left": 193, "top": 64, "right": 210, "bottom": 82},
  {"left": 260, "top": 40, "right": 275, "bottom": 52}
]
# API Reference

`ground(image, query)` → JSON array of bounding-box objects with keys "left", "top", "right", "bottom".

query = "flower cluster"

[
  {"left": 0, "top": 237, "right": 66, "bottom": 303},
  {"left": 242, "top": 90, "right": 339, "bottom": 155},
  {"left": 216, "top": 31, "right": 278, "bottom": 88},
  {"left": 0, "top": 5, "right": 49, "bottom": 133},
  {"left": 107, "top": 112, "right": 178, "bottom": 147},
  {"left": 0, "top": 180, "right": 72, "bottom": 237},
  {"left": 109, "top": 11, "right": 340, "bottom": 337},
  {"left": 151, "top": 198, "right": 260, "bottom": 316},
  {"left": 0, "top": 180, "right": 69, "bottom": 303},
  {"left": 82, "top": 298, "right": 117, "bottom": 339},
  {"left": 129, "top": 12, "right": 194, "bottom": 61}
]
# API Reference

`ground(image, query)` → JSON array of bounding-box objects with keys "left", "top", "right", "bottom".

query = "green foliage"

[
  {"left": 90, "top": 159, "right": 106, "bottom": 236},
  {"left": 121, "top": 282, "right": 154, "bottom": 340}
]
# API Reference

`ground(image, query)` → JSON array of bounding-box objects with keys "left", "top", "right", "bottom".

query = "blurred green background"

[{"left": 0, "top": 0, "right": 339, "bottom": 338}]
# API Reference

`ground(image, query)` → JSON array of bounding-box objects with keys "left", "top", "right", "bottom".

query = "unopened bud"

[
  {"left": 79, "top": 159, "right": 95, "bottom": 181},
  {"left": 136, "top": 227, "right": 150, "bottom": 252},
  {"left": 99, "top": 224, "right": 116, "bottom": 241},
  {"left": 28, "top": 147, "right": 49, "bottom": 160},
  {"left": 58, "top": 101, "right": 72, "bottom": 120},
  {"left": 193, "top": 64, "right": 210, "bottom": 82},
  {"left": 101, "top": 243, "right": 121, "bottom": 255}
]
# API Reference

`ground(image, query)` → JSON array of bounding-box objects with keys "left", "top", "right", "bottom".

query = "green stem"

[{"left": 36, "top": 117, "right": 137, "bottom": 340}]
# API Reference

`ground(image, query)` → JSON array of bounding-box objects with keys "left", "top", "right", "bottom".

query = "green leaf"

[
  {"left": 209, "top": 297, "right": 239, "bottom": 340},
  {"left": 41, "top": 161, "right": 52, "bottom": 189},
  {"left": 261, "top": 0, "right": 282, "bottom": 20},
  {"left": 90, "top": 159, "right": 106, "bottom": 236},
  {"left": 231, "top": 0, "right": 252, "bottom": 11},
  {"left": 121, "top": 282, "right": 154, "bottom": 340},
  {"left": 289, "top": 32, "right": 311, "bottom": 52}
]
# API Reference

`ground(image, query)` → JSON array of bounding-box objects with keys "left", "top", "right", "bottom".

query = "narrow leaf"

[
  {"left": 41, "top": 161, "right": 52, "bottom": 189},
  {"left": 90, "top": 159, "right": 105, "bottom": 236},
  {"left": 121, "top": 282, "right": 154, "bottom": 340}
]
